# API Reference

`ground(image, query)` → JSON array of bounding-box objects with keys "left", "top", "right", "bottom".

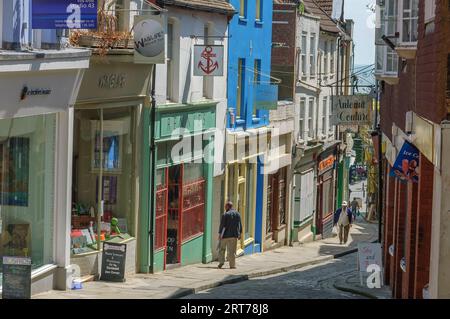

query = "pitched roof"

[
  {"left": 303, "top": 0, "right": 340, "bottom": 34},
  {"left": 157, "top": 0, "right": 236, "bottom": 16},
  {"left": 314, "top": 0, "right": 333, "bottom": 16}
]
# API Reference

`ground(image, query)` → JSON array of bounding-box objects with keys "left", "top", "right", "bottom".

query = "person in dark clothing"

[
  {"left": 218, "top": 201, "right": 242, "bottom": 269},
  {"left": 333, "top": 201, "right": 353, "bottom": 244}
]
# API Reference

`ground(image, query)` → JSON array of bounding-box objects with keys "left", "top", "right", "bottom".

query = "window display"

[
  {"left": 71, "top": 107, "right": 136, "bottom": 255},
  {"left": 0, "top": 114, "right": 56, "bottom": 273}
]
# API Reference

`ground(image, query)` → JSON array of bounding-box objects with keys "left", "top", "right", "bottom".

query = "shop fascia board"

[
  {"left": 156, "top": 100, "right": 219, "bottom": 112},
  {"left": 0, "top": 49, "right": 91, "bottom": 72}
]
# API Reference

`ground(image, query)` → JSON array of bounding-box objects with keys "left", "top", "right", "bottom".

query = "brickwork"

[{"left": 413, "top": 154, "right": 434, "bottom": 298}]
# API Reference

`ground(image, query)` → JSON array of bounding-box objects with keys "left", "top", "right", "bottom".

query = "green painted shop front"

[{"left": 139, "top": 102, "right": 216, "bottom": 273}]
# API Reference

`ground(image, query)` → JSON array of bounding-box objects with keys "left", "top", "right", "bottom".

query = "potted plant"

[{"left": 69, "top": 0, "right": 134, "bottom": 55}]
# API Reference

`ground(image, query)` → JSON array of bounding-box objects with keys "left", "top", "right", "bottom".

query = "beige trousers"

[
  {"left": 218, "top": 237, "right": 238, "bottom": 268},
  {"left": 339, "top": 225, "right": 350, "bottom": 243}
]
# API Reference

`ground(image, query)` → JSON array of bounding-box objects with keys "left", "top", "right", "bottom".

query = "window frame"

[
  {"left": 256, "top": 0, "right": 263, "bottom": 21},
  {"left": 309, "top": 33, "right": 316, "bottom": 79},
  {"left": 239, "top": 0, "right": 247, "bottom": 18},
  {"left": 299, "top": 98, "right": 306, "bottom": 140},
  {"left": 398, "top": 0, "right": 419, "bottom": 44},
  {"left": 308, "top": 97, "right": 314, "bottom": 139}
]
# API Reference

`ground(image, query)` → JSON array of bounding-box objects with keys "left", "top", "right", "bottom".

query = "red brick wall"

[
  {"left": 402, "top": 181, "right": 418, "bottom": 298},
  {"left": 271, "top": 3, "right": 296, "bottom": 67},
  {"left": 383, "top": 166, "right": 396, "bottom": 286},
  {"left": 413, "top": 154, "right": 434, "bottom": 298},
  {"left": 389, "top": 179, "right": 398, "bottom": 294},
  {"left": 380, "top": 0, "right": 450, "bottom": 140},
  {"left": 393, "top": 181, "right": 407, "bottom": 299}
]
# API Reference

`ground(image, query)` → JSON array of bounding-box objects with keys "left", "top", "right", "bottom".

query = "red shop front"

[
  {"left": 154, "top": 163, "right": 206, "bottom": 270},
  {"left": 315, "top": 148, "right": 337, "bottom": 238}
]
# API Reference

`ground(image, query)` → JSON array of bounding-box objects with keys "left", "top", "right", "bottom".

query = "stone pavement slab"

[{"left": 33, "top": 221, "right": 378, "bottom": 299}]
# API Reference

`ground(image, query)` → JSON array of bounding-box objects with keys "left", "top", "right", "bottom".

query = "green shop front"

[{"left": 144, "top": 103, "right": 216, "bottom": 272}]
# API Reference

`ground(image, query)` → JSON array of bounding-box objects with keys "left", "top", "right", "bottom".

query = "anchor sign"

[{"left": 194, "top": 45, "right": 224, "bottom": 76}]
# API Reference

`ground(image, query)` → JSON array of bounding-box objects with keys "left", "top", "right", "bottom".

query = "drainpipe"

[{"left": 149, "top": 64, "right": 157, "bottom": 273}]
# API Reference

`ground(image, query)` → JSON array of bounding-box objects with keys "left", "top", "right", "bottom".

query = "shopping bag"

[{"left": 332, "top": 225, "right": 338, "bottom": 236}]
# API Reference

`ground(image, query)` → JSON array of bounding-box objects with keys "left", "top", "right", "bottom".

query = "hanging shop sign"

[
  {"left": 389, "top": 140, "right": 420, "bottom": 183},
  {"left": 32, "top": 0, "right": 97, "bottom": 29},
  {"left": 194, "top": 45, "right": 224, "bottom": 76},
  {"left": 100, "top": 242, "right": 127, "bottom": 282},
  {"left": 133, "top": 15, "right": 165, "bottom": 64},
  {"left": 2, "top": 256, "right": 32, "bottom": 299},
  {"left": 318, "top": 155, "right": 335, "bottom": 174},
  {"left": 254, "top": 84, "right": 279, "bottom": 110},
  {"left": 331, "top": 95, "right": 373, "bottom": 126}
]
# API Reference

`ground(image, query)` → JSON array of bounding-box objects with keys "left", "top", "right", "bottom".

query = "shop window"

[
  {"left": 71, "top": 107, "right": 137, "bottom": 255},
  {"left": 244, "top": 164, "right": 255, "bottom": 239},
  {"left": 266, "top": 177, "right": 272, "bottom": 234},
  {"left": 321, "top": 173, "right": 334, "bottom": 219},
  {"left": 181, "top": 172, "right": 205, "bottom": 242},
  {"left": 155, "top": 168, "right": 168, "bottom": 251},
  {"left": 278, "top": 168, "right": 287, "bottom": 226},
  {"left": 0, "top": 113, "right": 56, "bottom": 273},
  {"left": 298, "top": 170, "right": 314, "bottom": 222}
]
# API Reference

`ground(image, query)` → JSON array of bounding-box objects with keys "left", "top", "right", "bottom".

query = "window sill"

[
  {"left": 244, "top": 237, "right": 255, "bottom": 247},
  {"left": 252, "top": 117, "right": 261, "bottom": 124},
  {"left": 255, "top": 20, "right": 264, "bottom": 26},
  {"left": 235, "top": 119, "right": 246, "bottom": 126},
  {"left": 238, "top": 17, "right": 248, "bottom": 24}
]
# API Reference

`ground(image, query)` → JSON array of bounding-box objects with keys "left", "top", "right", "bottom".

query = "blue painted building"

[{"left": 223, "top": 0, "right": 273, "bottom": 256}]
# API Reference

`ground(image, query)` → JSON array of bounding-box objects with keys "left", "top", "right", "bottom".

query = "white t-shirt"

[{"left": 338, "top": 208, "right": 349, "bottom": 226}]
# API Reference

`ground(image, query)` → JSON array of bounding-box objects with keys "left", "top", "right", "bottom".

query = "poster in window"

[
  {"left": 2, "top": 224, "right": 31, "bottom": 258},
  {"left": 0, "top": 138, "right": 30, "bottom": 206},
  {"left": 96, "top": 176, "right": 118, "bottom": 205}
]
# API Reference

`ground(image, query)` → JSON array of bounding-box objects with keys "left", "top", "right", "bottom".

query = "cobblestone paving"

[{"left": 183, "top": 253, "right": 365, "bottom": 299}]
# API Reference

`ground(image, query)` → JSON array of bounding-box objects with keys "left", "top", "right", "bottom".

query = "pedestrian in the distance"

[
  {"left": 218, "top": 201, "right": 242, "bottom": 269},
  {"left": 333, "top": 201, "right": 353, "bottom": 245},
  {"left": 350, "top": 197, "right": 360, "bottom": 221}
]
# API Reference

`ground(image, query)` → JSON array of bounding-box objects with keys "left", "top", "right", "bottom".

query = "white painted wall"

[
  {"left": 295, "top": 14, "right": 320, "bottom": 143},
  {"left": 155, "top": 7, "right": 229, "bottom": 177}
]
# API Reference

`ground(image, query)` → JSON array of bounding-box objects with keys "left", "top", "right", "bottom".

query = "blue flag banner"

[
  {"left": 32, "top": 0, "right": 97, "bottom": 29},
  {"left": 389, "top": 140, "right": 420, "bottom": 182}
]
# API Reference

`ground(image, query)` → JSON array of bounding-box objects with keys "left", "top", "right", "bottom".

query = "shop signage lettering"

[
  {"left": 100, "top": 242, "right": 127, "bottom": 282},
  {"left": 318, "top": 155, "right": 335, "bottom": 172},
  {"left": 331, "top": 95, "right": 373, "bottom": 125},
  {"left": 20, "top": 86, "right": 52, "bottom": 100},
  {"left": 389, "top": 140, "right": 420, "bottom": 182},
  {"left": 98, "top": 74, "right": 126, "bottom": 89},
  {"left": 133, "top": 15, "right": 165, "bottom": 64},
  {"left": 194, "top": 45, "right": 224, "bottom": 76},
  {"left": 32, "top": 0, "right": 97, "bottom": 29},
  {"left": 2, "top": 256, "right": 32, "bottom": 299}
]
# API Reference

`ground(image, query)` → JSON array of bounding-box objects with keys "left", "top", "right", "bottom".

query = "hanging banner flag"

[
  {"left": 32, "top": 0, "right": 97, "bottom": 29},
  {"left": 194, "top": 45, "right": 224, "bottom": 76},
  {"left": 254, "top": 84, "right": 279, "bottom": 110},
  {"left": 331, "top": 95, "right": 373, "bottom": 126},
  {"left": 133, "top": 15, "right": 165, "bottom": 64},
  {"left": 389, "top": 140, "right": 420, "bottom": 183}
]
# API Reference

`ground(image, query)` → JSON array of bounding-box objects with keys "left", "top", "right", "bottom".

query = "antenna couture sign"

[
  {"left": 32, "top": 0, "right": 97, "bottom": 29},
  {"left": 194, "top": 45, "right": 224, "bottom": 76},
  {"left": 133, "top": 15, "right": 165, "bottom": 64},
  {"left": 331, "top": 95, "right": 373, "bottom": 126}
]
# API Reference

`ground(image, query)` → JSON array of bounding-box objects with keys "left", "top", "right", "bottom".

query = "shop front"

[
  {"left": 262, "top": 126, "right": 293, "bottom": 250},
  {"left": 70, "top": 56, "right": 153, "bottom": 278},
  {"left": 224, "top": 128, "right": 269, "bottom": 256},
  {"left": 0, "top": 51, "right": 90, "bottom": 294},
  {"left": 292, "top": 144, "right": 321, "bottom": 243},
  {"left": 151, "top": 103, "right": 216, "bottom": 272},
  {"left": 315, "top": 145, "right": 338, "bottom": 239}
]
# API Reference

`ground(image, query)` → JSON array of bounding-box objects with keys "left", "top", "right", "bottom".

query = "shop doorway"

[
  {"left": 266, "top": 167, "right": 287, "bottom": 241},
  {"left": 166, "top": 164, "right": 182, "bottom": 267}
]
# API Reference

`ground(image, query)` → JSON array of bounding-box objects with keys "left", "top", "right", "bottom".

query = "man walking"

[
  {"left": 350, "top": 197, "right": 360, "bottom": 221},
  {"left": 333, "top": 201, "right": 353, "bottom": 245},
  {"left": 218, "top": 201, "right": 242, "bottom": 269}
]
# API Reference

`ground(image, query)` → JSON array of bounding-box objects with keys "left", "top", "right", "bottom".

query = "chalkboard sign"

[
  {"left": 100, "top": 242, "right": 126, "bottom": 282},
  {"left": 2, "top": 256, "right": 32, "bottom": 299},
  {"left": 166, "top": 229, "right": 178, "bottom": 264}
]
